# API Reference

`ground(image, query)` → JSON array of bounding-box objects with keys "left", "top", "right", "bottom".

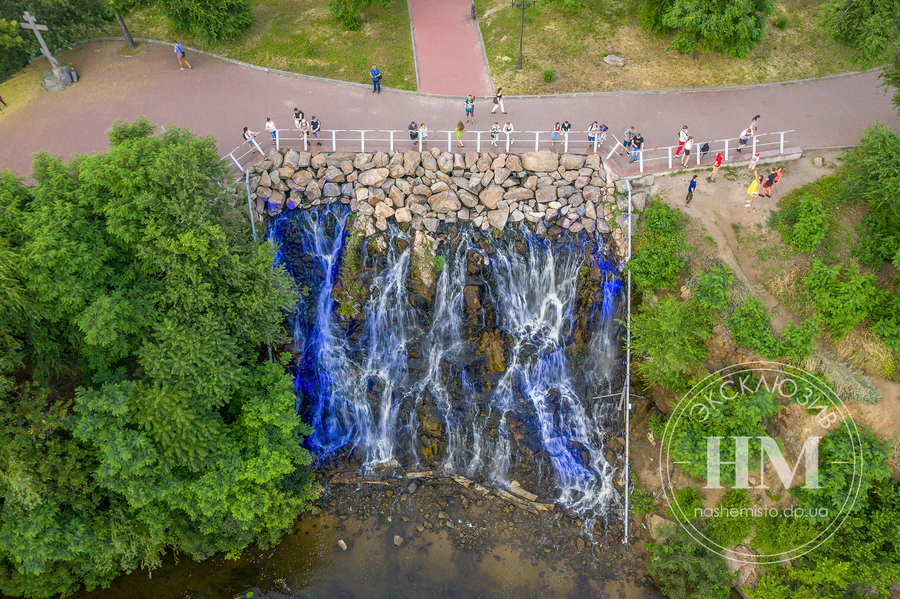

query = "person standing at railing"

[
  {"left": 456, "top": 121, "right": 465, "bottom": 149},
  {"left": 737, "top": 127, "right": 752, "bottom": 153},
  {"left": 419, "top": 123, "right": 428, "bottom": 149},
  {"left": 550, "top": 122, "right": 562, "bottom": 149},
  {"left": 293, "top": 108, "right": 304, "bottom": 130},
  {"left": 370, "top": 65, "right": 382, "bottom": 94},
  {"left": 265, "top": 117, "right": 277, "bottom": 145},
  {"left": 680, "top": 136, "right": 693, "bottom": 167},
  {"left": 408, "top": 121, "right": 418, "bottom": 148},
  {"left": 242, "top": 127, "right": 264, "bottom": 156},
  {"left": 586, "top": 122, "right": 599, "bottom": 151},
  {"left": 490, "top": 122, "right": 501, "bottom": 149},
  {"left": 310, "top": 116, "right": 322, "bottom": 146},
  {"left": 298, "top": 116, "right": 310, "bottom": 148},
  {"left": 561, "top": 120, "right": 572, "bottom": 146},
  {"left": 619, "top": 126, "right": 636, "bottom": 157},
  {"left": 598, "top": 123, "right": 608, "bottom": 147},
  {"left": 707, "top": 152, "right": 723, "bottom": 183},
  {"left": 465, "top": 95, "right": 476, "bottom": 124},
  {"left": 629, "top": 132, "right": 644, "bottom": 164},
  {"left": 502, "top": 122, "right": 514, "bottom": 147},
  {"left": 675, "top": 125, "right": 689, "bottom": 156},
  {"left": 750, "top": 115, "right": 760, "bottom": 136},
  {"left": 761, "top": 167, "right": 777, "bottom": 197},
  {"left": 491, "top": 87, "right": 506, "bottom": 114}
]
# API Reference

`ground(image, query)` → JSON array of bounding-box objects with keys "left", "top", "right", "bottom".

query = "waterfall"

[{"left": 271, "top": 208, "right": 625, "bottom": 518}]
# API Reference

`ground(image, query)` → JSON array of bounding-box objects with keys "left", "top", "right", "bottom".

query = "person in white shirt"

[
  {"left": 265, "top": 118, "right": 277, "bottom": 145},
  {"left": 298, "top": 117, "right": 310, "bottom": 147},
  {"left": 676, "top": 125, "right": 689, "bottom": 156},
  {"left": 502, "top": 122, "right": 514, "bottom": 147}
]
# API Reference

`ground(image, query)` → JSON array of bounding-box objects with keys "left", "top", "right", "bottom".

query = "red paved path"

[
  {"left": 0, "top": 42, "right": 898, "bottom": 180},
  {"left": 408, "top": 0, "right": 493, "bottom": 96}
]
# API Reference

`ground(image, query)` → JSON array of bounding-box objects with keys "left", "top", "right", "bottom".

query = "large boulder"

[
  {"left": 284, "top": 149, "right": 301, "bottom": 169},
  {"left": 428, "top": 190, "right": 461, "bottom": 214},
  {"left": 267, "top": 148, "right": 284, "bottom": 169},
  {"left": 536, "top": 185, "right": 557, "bottom": 203},
  {"left": 487, "top": 206, "right": 510, "bottom": 229},
  {"left": 403, "top": 151, "right": 421, "bottom": 174},
  {"left": 388, "top": 153, "right": 406, "bottom": 178},
  {"left": 437, "top": 152, "right": 454, "bottom": 173},
  {"left": 479, "top": 185, "right": 505, "bottom": 210},
  {"left": 458, "top": 188, "right": 479, "bottom": 208},
  {"left": 503, "top": 187, "right": 534, "bottom": 201},
  {"left": 374, "top": 202, "right": 395, "bottom": 218},
  {"left": 560, "top": 154, "right": 586, "bottom": 170},
  {"left": 521, "top": 151, "right": 559, "bottom": 172},
  {"left": 358, "top": 168, "right": 390, "bottom": 187},
  {"left": 506, "top": 154, "right": 523, "bottom": 172},
  {"left": 323, "top": 182, "right": 341, "bottom": 197},
  {"left": 395, "top": 207, "right": 412, "bottom": 223},
  {"left": 325, "top": 151, "right": 356, "bottom": 167}
]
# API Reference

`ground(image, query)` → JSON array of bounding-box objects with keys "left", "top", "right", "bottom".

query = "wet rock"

[
  {"left": 464, "top": 285, "right": 481, "bottom": 310},
  {"left": 323, "top": 182, "right": 341, "bottom": 197},
  {"left": 393, "top": 535, "right": 404, "bottom": 547},
  {"left": 423, "top": 217, "right": 439, "bottom": 233},
  {"left": 487, "top": 206, "right": 510, "bottom": 229},
  {"left": 408, "top": 481, "right": 419, "bottom": 494},
  {"left": 338, "top": 539, "right": 348, "bottom": 551},
  {"left": 438, "top": 511, "right": 449, "bottom": 520},
  {"left": 417, "top": 524, "right": 425, "bottom": 533}
]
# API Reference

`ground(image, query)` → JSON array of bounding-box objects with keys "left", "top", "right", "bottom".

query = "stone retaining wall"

[{"left": 248, "top": 148, "right": 654, "bottom": 258}]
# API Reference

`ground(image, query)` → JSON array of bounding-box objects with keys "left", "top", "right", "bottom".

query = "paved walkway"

[
  {"left": 408, "top": 0, "right": 493, "bottom": 96},
  {"left": 0, "top": 41, "right": 898, "bottom": 180}
]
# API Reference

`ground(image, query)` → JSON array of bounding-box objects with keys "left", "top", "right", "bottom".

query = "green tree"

[
  {"left": 648, "top": 526, "right": 733, "bottom": 599},
  {"left": 629, "top": 199, "right": 688, "bottom": 291},
  {"left": 662, "top": 0, "right": 775, "bottom": 58},
  {"left": 882, "top": 47, "right": 900, "bottom": 118},
  {"left": 820, "top": 0, "right": 900, "bottom": 65},
  {"left": 161, "top": 0, "right": 253, "bottom": 44},
  {"left": 804, "top": 259, "right": 876, "bottom": 337},
  {"left": 631, "top": 296, "right": 712, "bottom": 390},
  {"left": 103, "top": 0, "right": 147, "bottom": 50}
]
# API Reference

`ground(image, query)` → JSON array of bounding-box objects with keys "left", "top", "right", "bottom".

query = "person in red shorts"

[
  {"left": 707, "top": 152, "right": 723, "bottom": 182},
  {"left": 762, "top": 167, "right": 777, "bottom": 197}
]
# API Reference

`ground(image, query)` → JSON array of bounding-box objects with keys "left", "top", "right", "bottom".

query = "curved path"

[{"left": 0, "top": 41, "right": 898, "bottom": 179}]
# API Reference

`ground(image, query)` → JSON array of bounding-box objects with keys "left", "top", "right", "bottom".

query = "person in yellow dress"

[{"left": 746, "top": 173, "right": 762, "bottom": 207}]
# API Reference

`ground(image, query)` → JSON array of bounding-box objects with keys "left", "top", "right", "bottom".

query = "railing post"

[
  {"left": 418, "top": 135, "right": 423, "bottom": 152},
  {"left": 332, "top": 130, "right": 337, "bottom": 152},
  {"left": 447, "top": 131, "right": 452, "bottom": 153},
  {"left": 389, "top": 130, "right": 394, "bottom": 153},
  {"left": 752, "top": 134, "right": 757, "bottom": 155},
  {"left": 276, "top": 129, "right": 280, "bottom": 152},
  {"left": 476, "top": 131, "right": 481, "bottom": 153},
  {"left": 593, "top": 135, "right": 598, "bottom": 154},
  {"left": 605, "top": 134, "right": 620, "bottom": 161},
  {"left": 252, "top": 137, "right": 264, "bottom": 157},
  {"left": 639, "top": 150, "right": 644, "bottom": 173},
  {"left": 667, "top": 146, "right": 673, "bottom": 169},
  {"left": 723, "top": 139, "right": 730, "bottom": 162},
  {"left": 360, "top": 130, "right": 366, "bottom": 153},
  {"left": 534, "top": 131, "right": 540, "bottom": 152},
  {"left": 506, "top": 134, "right": 510, "bottom": 153},
  {"left": 245, "top": 170, "right": 257, "bottom": 242},
  {"left": 779, "top": 131, "right": 785, "bottom": 154},
  {"left": 303, "top": 133, "right": 308, "bottom": 152},
  {"left": 696, "top": 143, "right": 702, "bottom": 166},
  {"left": 228, "top": 152, "right": 243, "bottom": 171},
  {"left": 563, "top": 131, "right": 569, "bottom": 153}
]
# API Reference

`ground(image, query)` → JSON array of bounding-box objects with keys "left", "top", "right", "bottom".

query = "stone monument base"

[{"left": 43, "top": 65, "right": 74, "bottom": 91}]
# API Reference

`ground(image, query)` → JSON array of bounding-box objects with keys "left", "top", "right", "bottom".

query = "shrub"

[
  {"left": 647, "top": 526, "right": 733, "bottom": 599},
  {"left": 630, "top": 199, "right": 688, "bottom": 291},
  {"left": 639, "top": 0, "right": 672, "bottom": 32},
  {"left": 329, "top": 0, "right": 391, "bottom": 31},
  {"left": 631, "top": 296, "right": 712, "bottom": 391},
  {"left": 820, "top": 0, "right": 900, "bottom": 65},
  {"left": 706, "top": 489, "right": 752, "bottom": 547},
  {"left": 668, "top": 486, "right": 704, "bottom": 523},
  {"left": 770, "top": 174, "right": 840, "bottom": 252},
  {"left": 692, "top": 265, "right": 735, "bottom": 312},
  {"left": 542, "top": 68, "right": 556, "bottom": 83},
  {"left": 804, "top": 259, "right": 876, "bottom": 337},
  {"left": 772, "top": 14, "right": 787, "bottom": 28},
  {"left": 750, "top": 514, "right": 817, "bottom": 555},
  {"left": 871, "top": 289, "right": 900, "bottom": 352},
  {"left": 728, "top": 296, "right": 816, "bottom": 361},
  {"left": 162, "top": 0, "right": 254, "bottom": 44}
]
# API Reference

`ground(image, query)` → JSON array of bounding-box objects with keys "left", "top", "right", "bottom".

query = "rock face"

[{"left": 249, "top": 148, "right": 642, "bottom": 259}]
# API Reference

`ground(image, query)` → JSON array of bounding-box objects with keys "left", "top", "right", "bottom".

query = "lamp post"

[{"left": 511, "top": 0, "right": 538, "bottom": 71}]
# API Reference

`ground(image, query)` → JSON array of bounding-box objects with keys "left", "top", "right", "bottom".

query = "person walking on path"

[
  {"left": 408, "top": 121, "right": 418, "bottom": 148},
  {"left": 685, "top": 175, "right": 698, "bottom": 206},
  {"left": 465, "top": 95, "right": 475, "bottom": 124},
  {"left": 310, "top": 116, "right": 322, "bottom": 146},
  {"left": 293, "top": 108, "right": 303, "bottom": 130},
  {"left": 619, "top": 126, "right": 636, "bottom": 157},
  {"left": 707, "top": 152, "right": 724, "bottom": 182},
  {"left": 747, "top": 152, "right": 760, "bottom": 173},
  {"left": 243, "top": 127, "right": 263, "bottom": 156},
  {"left": 491, "top": 87, "right": 506, "bottom": 114},
  {"left": 629, "top": 132, "right": 644, "bottom": 164},
  {"left": 456, "top": 121, "right": 465, "bottom": 148},
  {"left": 680, "top": 136, "right": 694, "bottom": 167},
  {"left": 419, "top": 123, "right": 428, "bottom": 149},
  {"left": 502, "top": 121, "right": 514, "bottom": 148},
  {"left": 173, "top": 42, "right": 192, "bottom": 70},
  {"left": 675, "top": 125, "right": 689, "bottom": 156},
  {"left": 265, "top": 117, "right": 277, "bottom": 145},
  {"left": 737, "top": 127, "right": 752, "bottom": 153},
  {"left": 750, "top": 115, "right": 761, "bottom": 136},
  {"left": 370, "top": 65, "right": 382, "bottom": 93},
  {"left": 550, "top": 122, "right": 561, "bottom": 150},
  {"left": 490, "top": 122, "right": 501, "bottom": 148},
  {"left": 587, "top": 121, "right": 599, "bottom": 151},
  {"left": 762, "top": 167, "right": 777, "bottom": 197},
  {"left": 746, "top": 173, "right": 762, "bottom": 207}
]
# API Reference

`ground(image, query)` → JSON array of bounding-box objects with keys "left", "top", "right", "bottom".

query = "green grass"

[
  {"left": 478, "top": 0, "right": 860, "bottom": 94},
  {"left": 108, "top": 0, "right": 416, "bottom": 90}
]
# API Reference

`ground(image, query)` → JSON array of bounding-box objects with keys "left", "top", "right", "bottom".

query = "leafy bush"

[
  {"left": 842, "top": 125, "right": 900, "bottom": 268},
  {"left": 692, "top": 265, "right": 735, "bottom": 312},
  {"left": 663, "top": 0, "right": 775, "bottom": 59},
  {"left": 639, "top": 0, "right": 672, "bottom": 32},
  {"left": 542, "top": 68, "right": 556, "bottom": 83},
  {"left": 820, "top": 0, "right": 900, "bottom": 65},
  {"left": 630, "top": 199, "right": 688, "bottom": 291},
  {"left": 162, "top": 0, "right": 254, "bottom": 44},
  {"left": 649, "top": 412, "right": 667, "bottom": 440},
  {"left": 329, "top": 0, "right": 391, "bottom": 31},
  {"left": 727, "top": 296, "right": 816, "bottom": 361},
  {"left": 631, "top": 296, "right": 712, "bottom": 391},
  {"left": 706, "top": 489, "right": 752, "bottom": 547},
  {"left": 647, "top": 526, "right": 733, "bottom": 599},
  {"left": 668, "top": 486, "right": 704, "bottom": 523},
  {"left": 750, "top": 514, "right": 817, "bottom": 555},
  {"left": 770, "top": 174, "right": 840, "bottom": 252},
  {"left": 107, "top": 116, "right": 157, "bottom": 146},
  {"left": 631, "top": 473, "right": 657, "bottom": 515},
  {"left": 772, "top": 14, "right": 787, "bottom": 28},
  {"left": 871, "top": 288, "right": 900, "bottom": 352},
  {"left": 804, "top": 259, "right": 876, "bottom": 337}
]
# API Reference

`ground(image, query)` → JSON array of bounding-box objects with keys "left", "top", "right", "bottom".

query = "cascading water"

[{"left": 272, "top": 208, "right": 626, "bottom": 519}]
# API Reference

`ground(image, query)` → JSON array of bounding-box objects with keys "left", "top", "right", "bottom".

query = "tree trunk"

[{"left": 117, "top": 15, "right": 136, "bottom": 50}]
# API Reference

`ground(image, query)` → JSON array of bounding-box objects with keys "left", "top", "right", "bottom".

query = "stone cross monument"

[{"left": 20, "top": 11, "right": 73, "bottom": 91}]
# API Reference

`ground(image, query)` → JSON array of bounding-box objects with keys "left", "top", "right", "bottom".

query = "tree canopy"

[
  {"left": 661, "top": 0, "right": 775, "bottom": 58},
  {"left": 0, "top": 118, "right": 317, "bottom": 598}
]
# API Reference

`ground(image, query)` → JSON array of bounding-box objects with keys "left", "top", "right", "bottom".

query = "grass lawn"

[
  {"left": 478, "top": 0, "right": 862, "bottom": 94},
  {"left": 106, "top": 0, "right": 416, "bottom": 90}
]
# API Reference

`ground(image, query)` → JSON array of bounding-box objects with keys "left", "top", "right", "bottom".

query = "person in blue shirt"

[
  {"left": 408, "top": 121, "right": 418, "bottom": 148},
  {"left": 173, "top": 41, "right": 191, "bottom": 70},
  {"left": 370, "top": 65, "right": 382, "bottom": 93},
  {"left": 686, "top": 175, "right": 698, "bottom": 206}
]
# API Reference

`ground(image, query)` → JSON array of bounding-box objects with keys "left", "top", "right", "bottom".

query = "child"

[
  {"left": 762, "top": 167, "right": 777, "bottom": 197},
  {"left": 686, "top": 175, "right": 698, "bottom": 206},
  {"left": 456, "top": 121, "right": 465, "bottom": 149},
  {"left": 680, "top": 136, "right": 694, "bottom": 167},
  {"left": 747, "top": 152, "right": 760, "bottom": 173},
  {"left": 490, "top": 122, "right": 500, "bottom": 149},
  {"left": 465, "top": 95, "right": 475, "bottom": 124},
  {"left": 587, "top": 121, "right": 599, "bottom": 151},
  {"left": 419, "top": 123, "right": 428, "bottom": 149}
]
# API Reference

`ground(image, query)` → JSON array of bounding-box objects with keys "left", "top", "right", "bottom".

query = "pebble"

[
  {"left": 393, "top": 535, "right": 404, "bottom": 546},
  {"left": 337, "top": 539, "right": 348, "bottom": 551}
]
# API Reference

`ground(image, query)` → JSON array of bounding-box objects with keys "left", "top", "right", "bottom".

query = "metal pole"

[
  {"left": 245, "top": 170, "right": 257, "bottom": 242},
  {"left": 389, "top": 130, "right": 394, "bottom": 153},
  {"left": 779, "top": 131, "right": 785, "bottom": 154},
  {"left": 517, "top": 3, "right": 525, "bottom": 71},
  {"left": 623, "top": 178, "right": 633, "bottom": 545},
  {"left": 476, "top": 131, "right": 481, "bottom": 152},
  {"left": 332, "top": 130, "right": 337, "bottom": 152},
  {"left": 667, "top": 147, "right": 672, "bottom": 169},
  {"left": 276, "top": 129, "right": 280, "bottom": 152},
  {"left": 563, "top": 131, "right": 569, "bottom": 153},
  {"left": 534, "top": 131, "right": 539, "bottom": 152}
]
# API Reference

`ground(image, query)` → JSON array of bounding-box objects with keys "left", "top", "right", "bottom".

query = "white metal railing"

[
  {"left": 221, "top": 128, "right": 795, "bottom": 174},
  {"left": 221, "top": 128, "right": 613, "bottom": 172}
]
